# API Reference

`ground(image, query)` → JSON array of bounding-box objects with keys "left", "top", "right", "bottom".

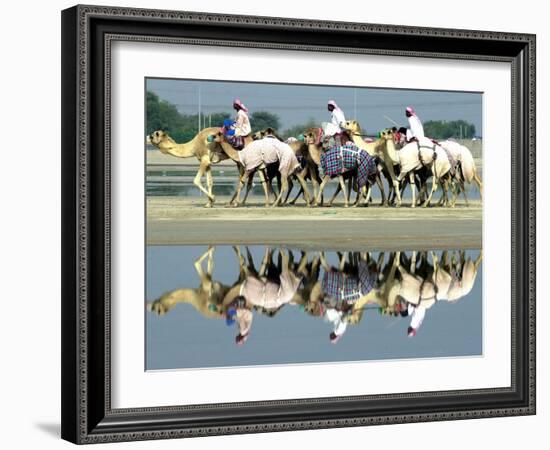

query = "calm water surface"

[{"left": 146, "top": 245, "right": 482, "bottom": 370}]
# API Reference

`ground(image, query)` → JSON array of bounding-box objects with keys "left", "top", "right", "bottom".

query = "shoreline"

[{"left": 146, "top": 196, "right": 482, "bottom": 250}]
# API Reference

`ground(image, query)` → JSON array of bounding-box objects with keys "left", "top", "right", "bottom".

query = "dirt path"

[{"left": 147, "top": 196, "right": 482, "bottom": 250}]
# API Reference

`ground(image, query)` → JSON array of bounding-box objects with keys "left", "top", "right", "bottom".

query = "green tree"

[
  {"left": 423, "top": 120, "right": 476, "bottom": 139},
  {"left": 146, "top": 91, "right": 186, "bottom": 136},
  {"left": 147, "top": 91, "right": 233, "bottom": 142},
  {"left": 250, "top": 111, "right": 281, "bottom": 133},
  {"left": 282, "top": 118, "right": 318, "bottom": 140}
]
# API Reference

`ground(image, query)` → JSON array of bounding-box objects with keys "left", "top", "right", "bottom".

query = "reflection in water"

[{"left": 147, "top": 246, "right": 482, "bottom": 369}]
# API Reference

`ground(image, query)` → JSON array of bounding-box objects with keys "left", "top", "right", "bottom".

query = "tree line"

[
  {"left": 147, "top": 91, "right": 477, "bottom": 142},
  {"left": 423, "top": 120, "right": 476, "bottom": 139}
]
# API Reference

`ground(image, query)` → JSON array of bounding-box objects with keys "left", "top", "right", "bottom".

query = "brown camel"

[
  {"left": 147, "top": 129, "right": 252, "bottom": 207},
  {"left": 303, "top": 127, "right": 393, "bottom": 207}
]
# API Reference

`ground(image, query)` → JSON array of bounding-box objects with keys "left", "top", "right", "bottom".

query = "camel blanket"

[
  {"left": 320, "top": 143, "right": 378, "bottom": 189},
  {"left": 238, "top": 138, "right": 301, "bottom": 178},
  {"left": 322, "top": 262, "right": 376, "bottom": 305},
  {"left": 240, "top": 270, "right": 302, "bottom": 310}
]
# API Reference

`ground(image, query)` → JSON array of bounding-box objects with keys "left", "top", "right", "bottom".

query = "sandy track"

[{"left": 147, "top": 196, "right": 482, "bottom": 250}]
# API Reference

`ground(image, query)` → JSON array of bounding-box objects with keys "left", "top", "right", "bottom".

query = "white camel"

[
  {"left": 396, "top": 137, "right": 455, "bottom": 207},
  {"left": 438, "top": 140, "right": 483, "bottom": 205}
]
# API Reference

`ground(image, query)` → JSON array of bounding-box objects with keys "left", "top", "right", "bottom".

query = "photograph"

[
  {"left": 59, "top": 4, "right": 535, "bottom": 444},
  {"left": 145, "top": 78, "right": 484, "bottom": 370}
]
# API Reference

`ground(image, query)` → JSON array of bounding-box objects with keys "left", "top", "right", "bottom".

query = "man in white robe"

[
  {"left": 322, "top": 100, "right": 347, "bottom": 137},
  {"left": 405, "top": 106, "right": 425, "bottom": 141}
]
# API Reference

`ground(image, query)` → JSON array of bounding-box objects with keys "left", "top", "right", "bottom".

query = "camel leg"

[
  {"left": 289, "top": 186, "right": 303, "bottom": 205},
  {"left": 311, "top": 171, "right": 321, "bottom": 204},
  {"left": 257, "top": 170, "right": 270, "bottom": 207},
  {"left": 439, "top": 179, "right": 449, "bottom": 207},
  {"left": 449, "top": 179, "right": 461, "bottom": 208},
  {"left": 339, "top": 175, "right": 349, "bottom": 207},
  {"left": 460, "top": 179, "right": 469, "bottom": 207},
  {"left": 339, "top": 252, "right": 348, "bottom": 271},
  {"left": 352, "top": 185, "right": 364, "bottom": 207},
  {"left": 356, "top": 185, "right": 365, "bottom": 206},
  {"left": 205, "top": 166, "right": 215, "bottom": 207},
  {"left": 386, "top": 162, "right": 402, "bottom": 207},
  {"left": 375, "top": 174, "right": 386, "bottom": 206},
  {"left": 348, "top": 176, "right": 354, "bottom": 203},
  {"left": 313, "top": 170, "right": 325, "bottom": 206},
  {"left": 258, "top": 247, "right": 272, "bottom": 277},
  {"left": 474, "top": 250, "right": 483, "bottom": 270},
  {"left": 236, "top": 172, "right": 252, "bottom": 207},
  {"left": 328, "top": 183, "right": 341, "bottom": 206},
  {"left": 240, "top": 173, "right": 255, "bottom": 206},
  {"left": 284, "top": 178, "right": 294, "bottom": 204},
  {"left": 194, "top": 158, "right": 215, "bottom": 207},
  {"left": 233, "top": 246, "right": 248, "bottom": 281},
  {"left": 227, "top": 166, "right": 245, "bottom": 206},
  {"left": 364, "top": 184, "right": 373, "bottom": 206},
  {"left": 409, "top": 172, "right": 416, "bottom": 208},
  {"left": 319, "top": 252, "right": 331, "bottom": 272},
  {"left": 437, "top": 181, "right": 447, "bottom": 206},
  {"left": 194, "top": 247, "right": 215, "bottom": 291},
  {"left": 423, "top": 171, "right": 438, "bottom": 207},
  {"left": 410, "top": 250, "right": 417, "bottom": 274},
  {"left": 295, "top": 173, "right": 312, "bottom": 206},
  {"left": 473, "top": 170, "right": 483, "bottom": 200},
  {"left": 272, "top": 177, "right": 288, "bottom": 207},
  {"left": 315, "top": 176, "right": 331, "bottom": 206}
]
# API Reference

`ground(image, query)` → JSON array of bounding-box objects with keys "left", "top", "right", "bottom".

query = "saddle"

[
  {"left": 220, "top": 125, "right": 247, "bottom": 150},
  {"left": 414, "top": 138, "right": 457, "bottom": 177},
  {"left": 322, "top": 132, "right": 351, "bottom": 150},
  {"left": 228, "top": 135, "right": 246, "bottom": 150}
]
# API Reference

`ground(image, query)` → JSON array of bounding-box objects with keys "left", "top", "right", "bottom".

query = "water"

[
  {"left": 146, "top": 166, "right": 482, "bottom": 201},
  {"left": 146, "top": 245, "right": 482, "bottom": 370}
]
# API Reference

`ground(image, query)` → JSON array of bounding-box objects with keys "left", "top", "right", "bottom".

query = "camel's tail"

[
  {"left": 473, "top": 169, "right": 483, "bottom": 199},
  {"left": 459, "top": 145, "right": 483, "bottom": 198}
]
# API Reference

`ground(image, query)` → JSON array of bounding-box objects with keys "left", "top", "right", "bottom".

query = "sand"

[{"left": 146, "top": 196, "right": 482, "bottom": 250}]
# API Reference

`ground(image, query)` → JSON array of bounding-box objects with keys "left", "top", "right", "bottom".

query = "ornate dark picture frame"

[{"left": 61, "top": 4, "right": 536, "bottom": 444}]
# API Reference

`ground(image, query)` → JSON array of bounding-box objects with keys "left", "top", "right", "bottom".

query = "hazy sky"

[{"left": 147, "top": 78, "right": 483, "bottom": 136}]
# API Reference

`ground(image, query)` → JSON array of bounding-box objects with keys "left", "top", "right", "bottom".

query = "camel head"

[
  {"left": 207, "top": 130, "right": 226, "bottom": 144},
  {"left": 302, "top": 127, "right": 322, "bottom": 146},
  {"left": 378, "top": 128, "right": 395, "bottom": 142},
  {"left": 342, "top": 120, "right": 361, "bottom": 135},
  {"left": 147, "top": 130, "right": 177, "bottom": 154},
  {"left": 253, "top": 127, "right": 281, "bottom": 140}
]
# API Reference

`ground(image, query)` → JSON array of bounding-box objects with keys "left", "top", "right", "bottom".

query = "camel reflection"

[{"left": 147, "top": 247, "right": 482, "bottom": 344}]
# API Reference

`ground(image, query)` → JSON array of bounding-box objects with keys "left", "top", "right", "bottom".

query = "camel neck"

[
  {"left": 307, "top": 144, "right": 322, "bottom": 166},
  {"left": 159, "top": 136, "right": 199, "bottom": 159},
  {"left": 383, "top": 137, "right": 400, "bottom": 164},
  {"left": 219, "top": 140, "right": 242, "bottom": 163}
]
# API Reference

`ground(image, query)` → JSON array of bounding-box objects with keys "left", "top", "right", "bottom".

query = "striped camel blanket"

[
  {"left": 320, "top": 143, "right": 378, "bottom": 189},
  {"left": 238, "top": 137, "right": 301, "bottom": 178}
]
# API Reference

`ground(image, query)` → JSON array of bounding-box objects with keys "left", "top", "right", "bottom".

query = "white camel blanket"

[{"left": 239, "top": 137, "right": 301, "bottom": 178}]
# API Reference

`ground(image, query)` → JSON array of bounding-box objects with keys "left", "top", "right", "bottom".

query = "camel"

[
  {"left": 250, "top": 128, "right": 314, "bottom": 205},
  {"left": 147, "top": 247, "right": 482, "bottom": 343},
  {"left": 302, "top": 128, "right": 358, "bottom": 207},
  {"left": 438, "top": 140, "right": 483, "bottom": 204},
  {"left": 252, "top": 127, "right": 324, "bottom": 206},
  {"left": 209, "top": 131, "right": 312, "bottom": 207},
  {"left": 303, "top": 127, "right": 390, "bottom": 207},
  {"left": 146, "top": 246, "right": 233, "bottom": 319},
  {"left": 400, "top": 138, "right": 456, "bottom": 207},
  {"left": 342, "top": 121, "right": 402, "bottom": 206},
  {"left": 147, "top": 129, "right": 252, "bottom": 207}
]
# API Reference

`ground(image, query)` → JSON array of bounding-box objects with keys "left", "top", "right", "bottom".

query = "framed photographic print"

[{"left": 61, "top": 4, "right": 536, "bottom": 444}]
